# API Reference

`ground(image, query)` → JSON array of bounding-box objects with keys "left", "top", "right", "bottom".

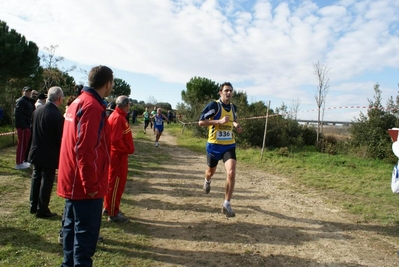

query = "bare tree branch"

[{"left": 313, "top": 61, "right": 330, "bottom": 142}]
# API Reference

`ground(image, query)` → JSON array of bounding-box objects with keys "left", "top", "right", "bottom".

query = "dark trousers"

[
  {"left": 30, "top": 165, "right": 56, "bottom": 215},
  {"left": 61, "top": 198, "right": 103, "bottom": 267},
  {"left": 144, "top": 120, "right": 150, "bottom": 130}
]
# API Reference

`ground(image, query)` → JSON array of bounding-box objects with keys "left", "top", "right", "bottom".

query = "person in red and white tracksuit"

[{"left": 104, "top": 95, "right": 135, "bottom": 222}]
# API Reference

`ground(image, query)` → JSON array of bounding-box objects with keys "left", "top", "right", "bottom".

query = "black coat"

[
  {"left": 15, "top": 96, "right": 35, "bottom": 129},
  {"left": 28, "top": 102, "right": 64, "bottom": 169}
]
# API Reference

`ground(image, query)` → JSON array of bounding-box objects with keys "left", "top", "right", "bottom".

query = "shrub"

[
  {"left": 316, "top": 135, "right": 338, "bottom": 155},
  {"left": 275, "top": 147, "right": 289, "bottom": 157}
]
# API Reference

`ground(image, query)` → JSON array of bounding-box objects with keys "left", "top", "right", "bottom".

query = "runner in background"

[
  {"left": 150, "top": 106, "right": 157, "bottom": 134},
  {"left": 151, "top": 108, "right": 168, "bottom": 147},
  {"left": 142, "top": 107, "right": 151, "bottom": 134}
]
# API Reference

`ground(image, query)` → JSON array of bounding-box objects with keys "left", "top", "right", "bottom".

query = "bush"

[
  {"left": 275, "top": 147, "right": 289, "bottom": 157},
  {"left": 316, "top": 135, "right": 338, "bottom": 155}
]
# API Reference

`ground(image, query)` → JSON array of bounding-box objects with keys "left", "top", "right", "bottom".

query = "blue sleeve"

[{"left": 199, "top": 101, "right": 218, "bottom": 121}]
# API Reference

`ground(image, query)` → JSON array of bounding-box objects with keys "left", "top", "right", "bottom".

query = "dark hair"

[
  {"left": 88, "top": 65, "right": 113, "bottom": 89},
  {"left": 219, "top": 82, "right": 233, "bottom": 91},
  {"left": 66, "top": 96, "right": 76, "bottom": 106},
  {"left": 107, "top": 101, "right": 116, "bottom": 110},
  {"left": 75, "top": 85, "right": 83, "bottom": 96}
]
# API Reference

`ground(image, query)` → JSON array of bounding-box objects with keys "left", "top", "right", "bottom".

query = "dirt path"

[{"left": 131, "top": 127, "right": 399, "bottom": 267}]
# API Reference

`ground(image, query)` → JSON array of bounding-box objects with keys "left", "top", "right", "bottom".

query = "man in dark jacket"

[
  {"left": 28, "top": 86, "right": 64, "bottom": 218},
  {"left": 15, "top": 86, "right": 35, "bottom": 170}
]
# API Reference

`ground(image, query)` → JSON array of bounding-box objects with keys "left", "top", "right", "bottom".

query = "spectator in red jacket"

[
  {"left": 57, "top": 65, "right": 113, "bottom": 267},
  {"left": 103, "top": 95, "right": 135, "bottom": 223}
]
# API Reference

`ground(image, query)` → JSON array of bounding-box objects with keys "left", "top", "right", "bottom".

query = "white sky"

[{"left": 1, "top": 0, "right": 399, "bottom": 122}]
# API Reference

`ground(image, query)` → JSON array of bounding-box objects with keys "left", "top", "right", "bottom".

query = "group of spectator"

[
  {"left": 14, "top": 65, "right": 135, "bottom": 267},
  {"left": 13, "top": 66, "right": 243, "bottom": 267}
]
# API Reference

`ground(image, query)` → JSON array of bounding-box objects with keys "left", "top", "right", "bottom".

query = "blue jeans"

[{"left": 61, "top": 198, "right": 103, "bottom": 267}]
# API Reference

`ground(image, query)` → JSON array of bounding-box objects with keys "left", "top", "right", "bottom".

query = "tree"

[
  {"left": 275, "top": 102, "right": 288, "bottom": 119},
  {"left": 182, "top": 77, "right": 219, "bottom": 108},
  {"left": 111, "top": 78, "right": 131, "bottom": 98},
  {"left": 156, "top": 102, "right": 172, "bottom": 111},
  {"left": 181, "top": 77, "right": 219, "bottom": 123},
  {"left": 147, "top": 96, "right": 157, "bottom": 105},
  {"left": 0, "top": 20, "right": 40, "bottom": 124},
  {"left": 0, "top": 20, "right": 40, "bottom": 83},
  {"left": 313, "top": 61, "right": 330, "bottom": 142},
  {"left": 289, "top": 98, "right": 301, "bottom": 120},
  {"left": 40, "top": 45, "right": 76, "bottom": 92},
  {"left": 350, "top": 83, "right": 397, "bottom": 160}
]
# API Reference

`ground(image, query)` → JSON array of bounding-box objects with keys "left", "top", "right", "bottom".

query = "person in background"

[
  {"left": 75, "top": 84, "right": 83, "bottom": 96},
  {"left": 28, "top": 86, "right": 64, "bottom": 218},
  {"left": 35, "top": 93, "right": 47, "bottom": 108},
  {"left": 103, "top": 95, "right": 135, "bottom": 223},
  {"left": 31, "top": 90, "right": 38, "bottom": 103},
  {"left": 167, "top": 110, "right": 173, "bottom": 124},
  {"left": 14, "top": 86, "right": 35, "bottom": 170},
  {"left": 125, "top": 109, "right": 130, "bottom": 123},
  {"left": 198, "top": 82, "right": 243, "bottom": 218},
  {"left": 132, "top": 109, "right": 137, "bottom": 124},
  {"left": 106, "top": 101, "right": 116, "bottom": 117},
  {"left": 24, "top": 89, "right": 39, "bottom": 164},
  {"left": 57, "top": 65, "right": 114, "bottom": 267},
  {"left": 142, "top": 107, "right": 151, "bottom": 134},
  {"left": 63, "top": 96, "right": 76, "bottom": 118},
  {"left": 151, "top": 108, "right": 168, "bottom": 147},
  {"left": 150, "top": 106, "right": 157, "bottom": 134}
]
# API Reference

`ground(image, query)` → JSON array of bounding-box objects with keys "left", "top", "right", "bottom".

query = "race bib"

[{"left": 216, "top": 130, "right": 232, "bottom": 141}]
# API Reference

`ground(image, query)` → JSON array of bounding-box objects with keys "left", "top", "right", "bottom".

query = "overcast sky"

[{"left": 1, "top": 0, "right": 398, "bottom": 122}]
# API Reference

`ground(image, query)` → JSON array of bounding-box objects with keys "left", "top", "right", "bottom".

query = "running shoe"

[
  {"left": 155, "top": 141, "right": 159, "bottom": 147},
  {"left": 203, "top": 180, "right": 211, "bottom": 194},
  {"left": 15, "top": 163, "right": 29, "bottom": 170},
  {"left": 222, "top": 203, "right": 235, "bottom": 217}
]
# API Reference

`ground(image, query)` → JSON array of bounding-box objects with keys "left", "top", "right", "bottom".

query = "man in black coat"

[{"left": 28, "top": 86, "right": 65, "bottom": 218}]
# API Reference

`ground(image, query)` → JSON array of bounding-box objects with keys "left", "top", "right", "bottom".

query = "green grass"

[
  {"left": 169, "top": 123, "right": 399, "bottom": 227},
  {"left": 0, "top": 126, "right": 16, "bottom": 149}
]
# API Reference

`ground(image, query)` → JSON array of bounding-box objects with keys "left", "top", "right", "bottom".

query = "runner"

[
  {"left": 151, "top": 108, "right": 168, "bottom": 147},
  {"left": 198, "top": 82, "right": 243, "bottom": 217},
  {"left": 142, "top": 107, "right": 151, "bottom": 134},
  {"left": 151, "top": 106, "right": 157, "bottom": 134}
]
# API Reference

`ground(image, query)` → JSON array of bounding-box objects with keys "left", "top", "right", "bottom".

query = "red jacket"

[
  {"left": 57, "top": 88, "right": 110, "bottom": 200},
  {"left": 108, "top": 107, "right": 135, "bottom": 156}
]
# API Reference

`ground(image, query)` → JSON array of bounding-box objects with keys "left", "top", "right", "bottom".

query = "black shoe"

[{"left": 36, "top": 212, "right": 57, "bottom": 218}]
